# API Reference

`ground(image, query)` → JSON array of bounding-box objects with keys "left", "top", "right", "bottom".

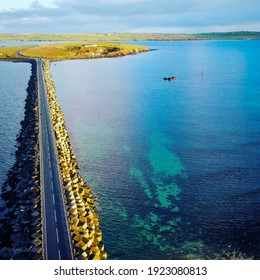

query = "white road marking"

[
  {"left": 38, "top": 61, "right": 72, "bottom": 260},
  {"left": 56, "top": 228, "right": 60, "bottom": 244},
  {"left": 44, "top": 223, "right": 49, "bottom": 260},
  {"left": 54, "top": 209, "right": 57, "bottom": 223}
]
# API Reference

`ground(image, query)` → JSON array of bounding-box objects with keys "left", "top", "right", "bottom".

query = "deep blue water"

[
  {"left": 0, "top": 62, "right": 31, "bottom": 204},
  {"left": 51, "top": 40, "right": 260, "bottom": 259}
]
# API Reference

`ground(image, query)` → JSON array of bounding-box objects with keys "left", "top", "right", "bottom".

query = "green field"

[
  {"left": 0, "top": 42, "right": 150, "bottom": 61},
  {"left": 0, "top": 31, "right": 259, "bottom": 42},
  {"left": 0, "top": 33, "right": 193, "bottom": 41},
  {"left": 194, "top": 31, "right": 260, "bottom": 40}
]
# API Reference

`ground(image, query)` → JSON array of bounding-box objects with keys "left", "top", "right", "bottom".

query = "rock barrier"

[
  {"left": 0, "top": 60, "right": 42, "bottom": 260},
  {"left": 42, "top": 60, "right": 107, "bottom": 260}
]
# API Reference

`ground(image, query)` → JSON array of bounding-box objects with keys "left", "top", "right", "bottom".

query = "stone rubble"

[
  {"left": 0, "top": 59, "right": 42, "bottom": 260},
  {"left": 42, "top": 60, "right": 107, "bottom": 260}
]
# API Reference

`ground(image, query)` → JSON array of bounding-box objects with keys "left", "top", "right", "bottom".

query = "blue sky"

[{"left": 0, "top": 0, "right": 259, "bottom": 33}]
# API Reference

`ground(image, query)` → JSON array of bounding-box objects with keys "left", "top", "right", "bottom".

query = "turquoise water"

[
  {"left": 0, "top": 62, "right": 31, "bottom": 200},
  {"left": 49, "top": 40, "right": 259, "bottom": 259}
]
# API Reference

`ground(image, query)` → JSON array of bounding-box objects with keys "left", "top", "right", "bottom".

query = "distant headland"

[
  {"left": 0, "top": 42, "right": 150, "bottom": 61},
  {"left": 0, "top": 31, "right": 260, "bottom": 42}
]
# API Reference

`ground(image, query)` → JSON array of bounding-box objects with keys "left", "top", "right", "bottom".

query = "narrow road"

[{"left": 37, "top": 58, "right": 74, "bottom": 260}]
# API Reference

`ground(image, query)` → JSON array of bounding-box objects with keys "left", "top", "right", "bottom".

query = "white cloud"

[
  {"left": 100, "top": 0, "right": 146, "bottom": 3},
  {"left": 0, "top": 0, "right": 259, "bottom": 33},
  {"left": 0, "top": 0, "right": 55, "bottom": 10}
]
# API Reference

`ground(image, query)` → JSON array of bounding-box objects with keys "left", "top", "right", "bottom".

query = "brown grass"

[
  {"left": 0, "top": 45, "right": 33, "bottom": 59},
  {"left": 0, "top": 42, "right": 150, "bottom": 61}
]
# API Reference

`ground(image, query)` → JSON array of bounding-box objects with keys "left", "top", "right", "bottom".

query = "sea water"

[
  {"left": 0, "top": 62, "right": 31, "bottom": 200},
  {"left": 2, "top": 40, "right": 257, "bottom": 260},
  {"left": 51, "top": 40, "right": 260, "bottom": 259}
]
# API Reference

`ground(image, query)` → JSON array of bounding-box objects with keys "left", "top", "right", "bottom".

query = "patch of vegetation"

[
  {"left": 0, "top": 33, "right": 196, "bottom": 42},
  {"left": 0, "top": 42, "right": 150, "bottom": 61},
  {"left": 194, "top": 31, "right": 260, "bottom": 40},
  {"left": 0, "top": 45, "right": 33, "bottom": 59}
]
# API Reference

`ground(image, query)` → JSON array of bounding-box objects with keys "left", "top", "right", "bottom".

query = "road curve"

[{"left": 37, "top": 58, "right": 74, "bottom": 260}]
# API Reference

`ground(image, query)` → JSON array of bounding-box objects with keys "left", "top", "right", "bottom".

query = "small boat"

[{"left": 163, "top": 76, "right": 177, "bottom": 81}]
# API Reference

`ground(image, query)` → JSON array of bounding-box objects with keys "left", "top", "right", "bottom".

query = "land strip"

[
  {"left": 0, "top": 42, "right": 150, "bottom": 61},
  {"left": 0, "top": 31, "right": 260, "bottom": 42}
]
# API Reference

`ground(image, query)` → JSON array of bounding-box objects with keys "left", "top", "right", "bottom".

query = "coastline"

[{"left": 0, "top": 42, "right": 150, "bottom": 61}]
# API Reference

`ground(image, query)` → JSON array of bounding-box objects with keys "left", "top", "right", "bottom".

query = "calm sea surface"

[
  {"left": 51, "top": 40, "right": 260, "bottom": 259},
  {"left": 0, "top": 62, "right": 31, "bottom": 199}
]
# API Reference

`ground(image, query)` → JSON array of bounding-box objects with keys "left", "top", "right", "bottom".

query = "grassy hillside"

[
  {"left": 0, "top": 33, "right": 195, "bottom": 41},
  {"left": 0, "top": 42, "right": 149, "bottom": 61},
  {"left": 194, "top": 31, "right": 260, "bottom": 40}
]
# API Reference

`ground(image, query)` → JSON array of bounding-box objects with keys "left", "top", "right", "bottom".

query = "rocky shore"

[
  {"left": 0, "top": 59, "right": 42, "bottom": 260},
  {"left": 42, "top": 60, "right": 107, "bottom": 260}
]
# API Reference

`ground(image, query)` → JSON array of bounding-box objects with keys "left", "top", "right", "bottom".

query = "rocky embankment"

[
  {"left": 42, "top": 60, "right": 107, "bottom": 260},
  {"left": 0, "top": 60, "right": 42, "bottom": 260}
]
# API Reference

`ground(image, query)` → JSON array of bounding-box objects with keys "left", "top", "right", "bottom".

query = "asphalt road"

[{"left": 37, "top": 58, "right": 74, "bottom": 260}]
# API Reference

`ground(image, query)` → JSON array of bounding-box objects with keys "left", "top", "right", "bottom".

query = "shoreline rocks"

[
  {"left": 42, "top": 60, "right": 107, "bottom": 260},
  {"left": 0, "top": 59, "right": 42, "bottom": 260}
]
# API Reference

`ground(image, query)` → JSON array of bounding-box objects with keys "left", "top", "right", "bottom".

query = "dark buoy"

[{"left": 163, "top": 76, "right": 177, "bottom": 81}]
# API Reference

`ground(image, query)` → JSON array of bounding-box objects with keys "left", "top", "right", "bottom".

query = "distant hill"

[
  {"left": 0, "top": 31, "right": 259, "bottom": 42},
  {"left": 193, "top": 31, "right": 260, "bottom": 40}
]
